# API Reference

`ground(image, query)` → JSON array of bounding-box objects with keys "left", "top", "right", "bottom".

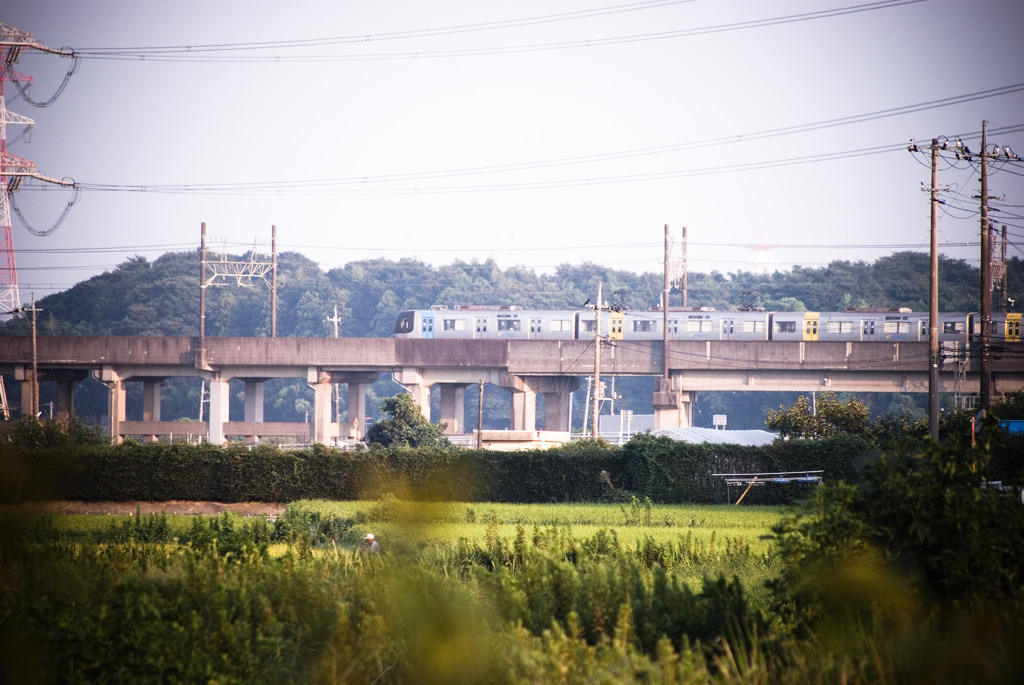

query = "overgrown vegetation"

[{"left": 2, "top": 423, "right": 1022, "bottom": 682}]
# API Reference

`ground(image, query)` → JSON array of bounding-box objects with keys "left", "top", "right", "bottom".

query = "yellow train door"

[
  {"left": 1008, "top": 313, "right": 1022, "bottom": 342},
  {"left": 607, "top": 311, "right": 625, "bottom": 340},
  {"left": 803, "top": 312, "right": 819, "bottom": 341}
]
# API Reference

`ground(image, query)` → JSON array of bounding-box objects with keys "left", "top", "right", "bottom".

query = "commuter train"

[{"left": 393, "top": 305, "right": 1022, "bottom": 344}]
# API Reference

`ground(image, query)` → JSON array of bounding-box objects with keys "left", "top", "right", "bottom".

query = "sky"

[{"left": 3, "top": 0, "right": 1024, "bottom": 303}]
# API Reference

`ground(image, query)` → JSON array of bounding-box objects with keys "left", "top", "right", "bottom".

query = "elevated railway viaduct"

[{"left": 2, "top": 336, "right": 1022, "bottom": 444}]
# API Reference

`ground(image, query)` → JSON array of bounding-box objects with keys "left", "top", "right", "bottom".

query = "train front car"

[{"left": 392, "top": 310, "right": 420, "bottom": 338}]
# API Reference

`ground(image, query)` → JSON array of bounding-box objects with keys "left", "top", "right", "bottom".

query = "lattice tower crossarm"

[{"left": 0, "top": 25, "right": 77, "bottom": 316}]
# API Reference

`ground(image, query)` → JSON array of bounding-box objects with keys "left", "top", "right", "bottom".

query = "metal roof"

[{"left": 650, "top": 427, "right": 779, "bottom": 446}]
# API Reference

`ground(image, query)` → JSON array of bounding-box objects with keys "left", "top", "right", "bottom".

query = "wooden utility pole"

[
  {"left": 663, "top": 224, "right": 670, "bottom": 383},
  {"left": 681, "top": 225, "right": 688, "bottom": 308},
  {"left": 199, "top": 222, "right": 207, "bottom": 344},
  {"left": 591, "top": 282, "right": 603, "bottom": 438},
  {"left": 477, "top": 379, "right": 484, "bottom": 449},
  {"left": 326, "top": 305, "right": 342, "bottom": 422},
  {"left": 271, "top": 224, "right": 278, "bottom": 338},
  {"left": 29, "top": 293, "right": 38, "bottom": 418},
  {"left": 979, "top": 121, "right": 992, "bottom": 409},
  {"left": 928, "top": 139, "right": 940, "bottom": 441},
  {"left": 1000, "top": 225, "right": 1008, "bottom": 313}
]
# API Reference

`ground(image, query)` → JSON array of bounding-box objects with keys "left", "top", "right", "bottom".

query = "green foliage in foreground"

[{"left": 4, "top": 422, "right": 1024, "bottom": 685}]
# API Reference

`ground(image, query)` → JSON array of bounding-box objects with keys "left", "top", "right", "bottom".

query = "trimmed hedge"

[{"left": 0, "top": 434, "right": 884, "bottom": 504}]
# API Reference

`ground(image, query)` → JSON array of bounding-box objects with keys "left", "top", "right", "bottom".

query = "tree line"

[{"left": 1, "top": 250, "right": 1019, "bottom": 429}]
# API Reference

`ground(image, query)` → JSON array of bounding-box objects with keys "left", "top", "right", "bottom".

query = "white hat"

[{"left": 365, "top": 533, "right": 374, "bottom": 540}]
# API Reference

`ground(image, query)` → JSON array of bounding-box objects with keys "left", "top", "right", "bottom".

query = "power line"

[
  {"left": 43, "top": 97, "right": 1024, "bottom": 197},
  {"left": 72, "top": 1, "right": 922, "bottom": 63}
]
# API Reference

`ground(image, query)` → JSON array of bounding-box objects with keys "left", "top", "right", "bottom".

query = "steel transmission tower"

[{"left": 0, "top": 23, "right": 76, "bottom": 315}]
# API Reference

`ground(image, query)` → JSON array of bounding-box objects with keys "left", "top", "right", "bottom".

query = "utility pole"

[
  {"left": 477, "top": 379, "right": 484, "bottom": 449},
  {"left": 1000, "top": 225, "right": 1008, "bottom": 313},
  {"left": 591, "top": 282, "right": 603, "bottom": 438},
  {"left": 28, "top": 293, "right": 39, "bottom": 417},
  {"left": 663, "top": 225, "right": 670, "bottom": 384},
  {"left": 271, "top": 225, "right": 278, "bottom": 338},
  {"left": 325, "top": 305, "right": 342, "bottom": 422},
  {"left": 979, "top": 121, "right": 992, "bottom": 409},
  {"left": 681, "top": 226, "right": 688, "bottom": 309},
  {"left": 199, "top": 222, "right": 207, "bottom": 360},
  {"left": 928, "top": 139, "right": 940, "bottom": 440}
]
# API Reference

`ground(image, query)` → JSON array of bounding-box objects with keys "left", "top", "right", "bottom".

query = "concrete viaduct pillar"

[
  {"left": 653, "top": 377, "right": 695, "bottom": 429},
  {"left": 499, "top": 375, "right": 580, "bottom": 431},
  {"left": 439, "top": 383, "right": 469, "bottom": 434},
  {"left": 241, "top": 380, "right": 266, "bottom": 444},
  {"left": 141, "top": 378, "right": 165, "bottom": 443},
  {"left": 98, "top": 366, "right": 127, "bottom": 444},
  {"left": 330, "top": 372, "right": 379, "bottom": 441},
  {"left": 208, "top": 375, "right": 231, "bottom": 445}
]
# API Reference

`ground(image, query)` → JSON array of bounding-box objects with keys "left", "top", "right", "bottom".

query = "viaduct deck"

[{"left": 2, "top": 335, "right": 1021, "bottom": 442}]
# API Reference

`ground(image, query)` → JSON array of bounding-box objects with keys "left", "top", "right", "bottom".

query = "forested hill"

[{"left": 2, "top": 250, "right": 1019, "bottom": 338}]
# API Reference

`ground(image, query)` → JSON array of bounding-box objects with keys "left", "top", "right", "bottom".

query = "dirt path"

[{"left": 0, "top": 501, "right": 287, "bottom": 516}]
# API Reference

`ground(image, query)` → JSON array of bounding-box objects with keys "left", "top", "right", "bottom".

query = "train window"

[
  {"left": 498, "top": 319, "right": 521, "bottom": 332},
  {"left": 883, "top": 320, "right": 913, "bottom": 334},
  {"left": 775, "top": 321, "right": 797, "bottom": 334},
  {"left": 741, "top": 320, "right": 764, "bottom": 333},
  {"left": 668, "top": 319, "right": 678, "bottom": 334},
  {"left": 723, "top": 320, "right": 734, "bottom": 334},
  {"left": 863, "top": 321, "right": 875, "bottom": 335},
  {"left": 943, "top": 322, "right": 963, "bottom": 334},
  {"left": 530, "top": 318, "right": 541, "bottom": 333},
  {"left": 443, "top": 319, "right": 466, "bottom": 331},
  {"left": 633, "top": 320, "right": 656, "bottom": 332},
  {"left": 884, "top": 320, "right": 913, "bottom": 334},
  {"left": 687, "top": 316, "right": 712, "bottom": 332},
  {"left": 826, "top": 321, "right": 857, "bottom": 334},
  {"left": 581, "top": 320, "right": 597, "bottom": 333},
  {"left": 549, "top": 319, "right": 571, "bottom": 332},
  {"left": 421, "top": 319, "right": 433, "bottom": 333},
  {"left": 475, "top": 318, "right": 487, "bottom": 333}
]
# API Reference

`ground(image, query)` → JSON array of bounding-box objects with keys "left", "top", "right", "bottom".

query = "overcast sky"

[{"left": 4, "top": 0, "right": 1024, "bottom": 302}]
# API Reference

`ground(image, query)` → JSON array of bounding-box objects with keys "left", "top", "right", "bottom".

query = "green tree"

[
  {"left": 765, "top": 391, "right": 870, "bottom": 438},
  {"left": 365, "top": 393, "right": 449, "bottom": 448}
]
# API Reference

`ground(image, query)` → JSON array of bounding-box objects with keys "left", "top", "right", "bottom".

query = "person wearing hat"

[{"left": 361, "top": 532, "right": 380, "bottom": 554}]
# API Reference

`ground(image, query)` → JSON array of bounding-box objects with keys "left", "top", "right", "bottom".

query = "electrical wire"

[
  {"left": 46, "top": 98, "right": 1024, "bottom": 198},
  {"left": 72, "top": 1, "right": 923, "bottom": 63}
]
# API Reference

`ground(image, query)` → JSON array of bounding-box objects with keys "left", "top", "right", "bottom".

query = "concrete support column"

[
  {"left": 346, "top": 383, "right": 366, "bottom": 439},
  {"left": 243, "top": 380, "right": 265, "bottom": 444},
  {"left": 308, "top": 368, "right": 334, "bottom": 445},
  {"left": 409, "top": 383, "right": 432, "bottom": 422},
  {"left": 439, "top": 383, "right": 468, "bottom": 434},
  {"left": 653, "top": 377, "right": 694, "bottom": 429},
  {"left": 509, "top": 387, "right": 537, "bottom": 431},
  {"left": 243, "top": 381, "right": 265, "bottom": 422},
  {"left": 141, "top": 379, "right": 163, "bottom": 443},
  {"left": 54, "top": 372, "right": 86, "bottom": 422},
  {"left": 541, "top": 377, "right": 581, "bottom": 432},
  {"left": 208, "top": 376, "right": 230, "bottom": 445},
  {"left": 98, "top": 368, "right": 127, "bottom": 445}
]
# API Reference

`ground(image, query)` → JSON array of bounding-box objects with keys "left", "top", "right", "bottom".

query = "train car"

[
  {"left": 394, "top": 306, "right": 994, "bottom": 346},
  {"left": 393, "top": 306, "right": 580, "bottom": 340},
  {"left": 991, "top": 312, "right": 1022, "bottom": 343}
]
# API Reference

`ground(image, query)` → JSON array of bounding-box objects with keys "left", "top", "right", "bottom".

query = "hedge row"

[{"left": 0, "top": 434, "right": 878, "bottom": 505}]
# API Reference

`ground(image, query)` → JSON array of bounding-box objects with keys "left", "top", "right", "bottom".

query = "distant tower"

[
  {"left": 752, "top": 227, "right": 778, "bottom": 274},
  {"left": 0, "top": 23, "right": 76, "bottom": 315}
]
